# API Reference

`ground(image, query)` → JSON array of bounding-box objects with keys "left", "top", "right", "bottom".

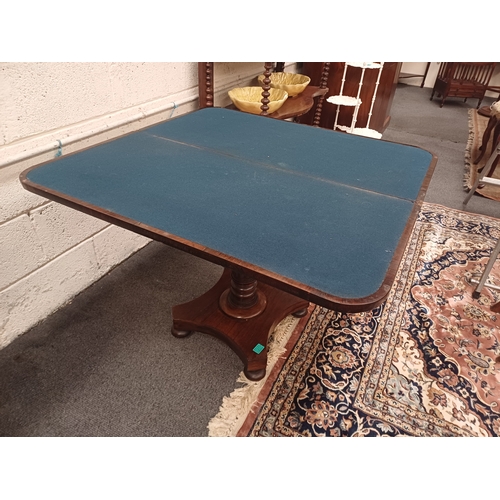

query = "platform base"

[{"left": 171, "top": 269, "right": 309, "bottom": 381}]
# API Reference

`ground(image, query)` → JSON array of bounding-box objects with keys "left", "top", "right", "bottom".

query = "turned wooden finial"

[
  {"left": 313, "top": 62, "right": 330, "bottom": 127},
  {"left": 205, "top": 62, "right": 214, "bottom": 107},
  {"left": 260, "top": 62, "right": 273, "bottom": 115},
  {"left": 198, "top": 62, "right": 214, "bottom": 108}
]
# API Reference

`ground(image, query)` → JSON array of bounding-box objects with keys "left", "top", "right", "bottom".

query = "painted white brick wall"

[
  {"left": 0, "top": 61, "right": 290, "bottom": 349},
  {"left": 1, "top": 238, "right": 103, "bottom": 348},
  {"left": 30, "top": 203, "right": 109, "bottom": 259},
  {"left": 0, "top": 214, "right": 47, "bottom": 289},
  {"left": 92, "top": 225, "right": 152, "bottom": 275}
]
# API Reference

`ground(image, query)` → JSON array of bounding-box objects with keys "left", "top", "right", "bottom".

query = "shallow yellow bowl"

[
  {"left": 257, "top": 72, "right": 311, "bottom": 97},
  {"left": 228, "top": 87, "right": 288, "bottom": 115}
]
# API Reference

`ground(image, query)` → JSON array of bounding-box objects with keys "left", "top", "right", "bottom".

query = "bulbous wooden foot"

[
  {"left": 171, "top": 327, "right": 193, "bottom": 338},
  {"left": 292, "top": 308, "right": 308, "bottom": 318},
  {"left": 244, "top": 367, "right": 266, "bottom": 381}
]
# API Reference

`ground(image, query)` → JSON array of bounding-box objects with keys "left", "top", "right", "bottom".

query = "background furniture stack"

[{"left": 430, "top": 62, "right": 496, "bottom": 108}]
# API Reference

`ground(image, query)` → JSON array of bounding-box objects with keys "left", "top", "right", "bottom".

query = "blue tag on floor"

[{"left": 253, "top": 343, "right": 265, "bottom": 354}]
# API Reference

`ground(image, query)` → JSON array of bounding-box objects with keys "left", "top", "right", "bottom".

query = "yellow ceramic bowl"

[
  {"left": 228, "top": 87, "right": 288, "bottom": 115},
  {"left": 257, "top": 72, "right": 311, "bottom": 97}
]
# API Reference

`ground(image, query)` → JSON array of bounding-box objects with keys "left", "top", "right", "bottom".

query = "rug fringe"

[
  {"left": 463, "top": 109, "right": 475, "bottom": 191},
  {"left": 207, "top": 314, "right": 300, "bottom": 437}
]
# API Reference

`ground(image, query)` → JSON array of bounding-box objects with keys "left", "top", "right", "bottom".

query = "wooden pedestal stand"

[{"left": 171, "top": 269, "right": 309, "bottom": 381}]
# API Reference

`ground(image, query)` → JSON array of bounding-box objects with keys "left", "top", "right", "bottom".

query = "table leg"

[{"left": 171, "top": 269, "right": 309, "bottom": 381}]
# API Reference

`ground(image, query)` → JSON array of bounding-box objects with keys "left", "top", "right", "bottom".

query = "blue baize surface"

[{"left": 26, "top": 108, "right": 433, "bottom": 300}]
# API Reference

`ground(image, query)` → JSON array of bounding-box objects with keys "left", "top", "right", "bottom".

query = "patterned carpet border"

[
  {"left": 207, "top": 312, "right": 308, "bottom": 437},
  {"left": 208, "top": 202, "right": 500, "bottom": 437}
]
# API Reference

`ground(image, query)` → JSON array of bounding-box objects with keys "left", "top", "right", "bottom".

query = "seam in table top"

[{"left": 147, "top": 132, "right": 417, "bottom": 204}]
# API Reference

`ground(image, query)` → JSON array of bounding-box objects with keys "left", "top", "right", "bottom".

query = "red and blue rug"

[{"left": 209, "top": 203, "right": 500, "bottom": 436}]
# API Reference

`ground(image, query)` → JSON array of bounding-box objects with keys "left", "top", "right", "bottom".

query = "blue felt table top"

[{"left": 24, "top": 107, "right": 434, "bottom": 303}]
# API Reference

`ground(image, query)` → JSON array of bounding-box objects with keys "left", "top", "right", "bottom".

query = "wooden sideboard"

[
  {"left": 198, "top": 62, "right": 330, "bottom": 123},
  {"left": 297, "top": 62, "right": 402, "bottom": 134}
]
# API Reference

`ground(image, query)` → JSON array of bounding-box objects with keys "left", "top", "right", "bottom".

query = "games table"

[{"left": 20, "top": 107, "right": 436, "bottom": 380}]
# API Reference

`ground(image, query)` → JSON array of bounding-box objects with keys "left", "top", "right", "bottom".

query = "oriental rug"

[
  {"left": 208, "top": 203, "right": 500, "bottom": 437},
  {"left": 464, "top": 109, "right": 500, "bottom": 202}
]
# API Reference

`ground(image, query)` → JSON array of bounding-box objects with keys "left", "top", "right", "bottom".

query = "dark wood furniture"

[
  {"left": 479, "top": 86, "right": 500, "bottom": 117},
  {"left": 297, "top": 62, "right": 401, "bottom": 134},
  {"left": 198, "top": 62, "right": 330, "bottom": 124},
  {"left": 464, "top": 99, "right": 500, "bottom": 204},
  {"left": 20, "top": 106, "right": 436, "bottom": 382},
  {"left": 475, "top": 114, "right": 500, "bottom": 166},
  {"left": 430, "top": 63, "right": 496, "bottom": 108},
  {"left": 474, "top": 113, "right": 500, "bottom": 182}
]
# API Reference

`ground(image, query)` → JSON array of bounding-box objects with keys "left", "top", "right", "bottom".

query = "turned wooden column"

[
  {"left": 219, "top": 271, "right": 267, "bottom": 319},
  {"left": 313, "top": 62, "right": 330, "bottom": 127},
  {"left": 171, "top": 268, "right": 310, "bottom": 381},
  {"left": 198, "top": 62, "right": 214, "bottom": 108},
  {"left": 260, "top": 62, "right": 274, "bottom": 115}
]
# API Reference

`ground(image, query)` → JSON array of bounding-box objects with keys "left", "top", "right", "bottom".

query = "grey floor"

[{"left": 1, "top": 84, "right": 499, "bottom": 437}]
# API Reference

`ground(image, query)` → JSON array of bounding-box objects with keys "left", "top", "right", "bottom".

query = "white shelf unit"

[{"left": 327, "top": 62, "right": 384, "bottom": 139}]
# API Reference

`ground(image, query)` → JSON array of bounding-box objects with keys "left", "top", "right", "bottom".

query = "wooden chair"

[
  {"left": 198, "top": 62, "right": 330, "bottom": 124},
  {"left": 430, "top": 62, "right": 496, "bottom": 108},
  {"left": 468, "top": 233, "right": 500, "bottom": 312},
  {"left": 463, "top": 134, "right": 500, "bottom": 311},
  {"left": 474, "top": 114, "right": 500, "bottom": 169},
  {"left": 463, "top": 140, "right": 500, "bottom": 206}
]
